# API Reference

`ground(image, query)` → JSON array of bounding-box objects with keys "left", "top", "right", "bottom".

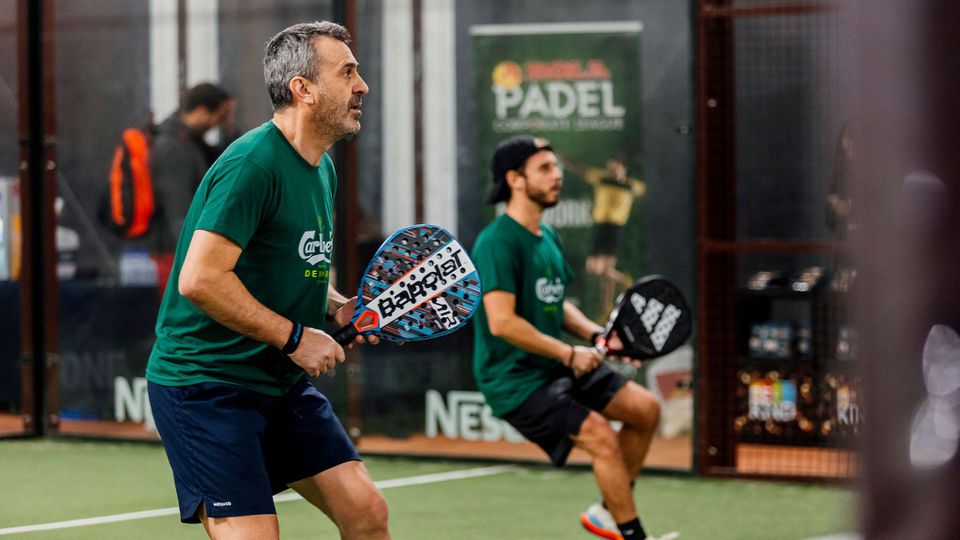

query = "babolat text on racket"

[
  {"left": 330, "top": 224, "right": 481, "bottom": 345},
  {"left": 598, "top": 275, "right": 692, "bottom": 359}
]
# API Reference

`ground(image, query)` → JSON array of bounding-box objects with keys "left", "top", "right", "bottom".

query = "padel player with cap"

[
  {"left": 146, "top": 22, "right": 390, "bottom": 539},
  {"left": 472, "top": 136, "right": 678, "bottom": 540}
]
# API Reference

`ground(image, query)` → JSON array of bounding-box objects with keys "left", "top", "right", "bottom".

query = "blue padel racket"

[
  {"left": 330, "top": 224, "right": 481, "bottom": 345},
  {"left": 598, "top": 275, "right": 692, "bottom": 359}
]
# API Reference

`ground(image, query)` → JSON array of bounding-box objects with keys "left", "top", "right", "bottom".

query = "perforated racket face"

[
  {"left": 350, "top": 224, "right": 481, "bottom": 342},
  {"left": 605, "top": 275, "right": 692, "bottom": 359}
]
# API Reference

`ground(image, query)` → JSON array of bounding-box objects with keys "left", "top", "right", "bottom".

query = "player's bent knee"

[
  {"left": 342, "top": 490, "right": 389, "bottom": 537},
  {"left": 366, "top": 492, "right": 389, "bottom": 529},
  {"left": 577, "top": 412, "right": 622, "bottom": 460},
  {"left": 621, "top": 386, "right": 661, "bottom": 432},
  {"left": 638, "top": 395, "right": 661, "bottom": 431}
]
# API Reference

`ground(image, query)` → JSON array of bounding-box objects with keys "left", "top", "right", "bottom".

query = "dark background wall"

[
  {"left": 0, "top": 0, "right": 15, "bottom": 406},
  {"left": 54, "top": 0, "right": 153, "bottom": 279},
  {"left": 734, "top": 13, "right": 845, "bottom": 241},
  {"left": 0, "top": 0, "right": 17, "bottom": 179}
]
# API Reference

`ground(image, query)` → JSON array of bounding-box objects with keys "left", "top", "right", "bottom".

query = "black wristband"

[
  {"left": 565, "top": 344, "right": 575, "bottom": 368},
  {"left": 282, "top": 321, "right": 304, "bottom": 354},
  {"left": 590, "top": 331, "right": 604, "bottom": 345}
]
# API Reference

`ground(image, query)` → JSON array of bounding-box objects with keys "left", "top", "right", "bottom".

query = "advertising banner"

[{"left": 472, "top": 22, "right": 645, "bottom": 321}]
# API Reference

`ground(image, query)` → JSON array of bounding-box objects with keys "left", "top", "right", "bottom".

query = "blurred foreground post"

[{"left": 856, "top": 1, "right": 960, "bottom": 538}]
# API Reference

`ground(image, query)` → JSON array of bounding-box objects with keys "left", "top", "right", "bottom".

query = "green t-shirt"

[
  {"left": 472, "top": 215, "right": 574, "bottom": 417},
  {"left": 146, "top": 120, "right": 336, "bottom": 395}
]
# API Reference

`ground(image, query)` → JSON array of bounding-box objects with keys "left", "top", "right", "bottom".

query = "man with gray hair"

[{"left": 146, "top": 21, "right": 390, "bottom": 539}]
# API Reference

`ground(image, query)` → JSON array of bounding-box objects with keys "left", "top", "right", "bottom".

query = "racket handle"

[
  {"left": 331, "top": 324, "right": 359, "bottom": 345},
  {"left": 572, "top": 346, "right": 608, "bottom": 379}
]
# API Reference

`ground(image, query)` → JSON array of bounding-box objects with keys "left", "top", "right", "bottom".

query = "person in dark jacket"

[
  {"left": 143, "top": 83, "right": 237, "bottom": 287},
  {"left": 151, "top": 82, "right": 238, "bottom": 254}
]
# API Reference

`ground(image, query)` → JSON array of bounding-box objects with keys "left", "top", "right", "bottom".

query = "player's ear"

[
  {"left": 289, "top": 76, "right": 315, "bottom": 105},
  {"left": 505, "top": 169, "right": 524, "bottom": 191}
]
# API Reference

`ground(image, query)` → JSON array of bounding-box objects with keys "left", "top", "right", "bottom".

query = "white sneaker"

[
  {"left": 579, "top": 502, "right": 681, "bottom": 540},
  {"left": 580, "top": 502, "right": 622, "bottom": 540}
]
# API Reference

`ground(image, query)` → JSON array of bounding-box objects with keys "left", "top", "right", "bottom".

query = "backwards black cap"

[{"left": 487, "top": 136, "right": 554, "bottom": 204}]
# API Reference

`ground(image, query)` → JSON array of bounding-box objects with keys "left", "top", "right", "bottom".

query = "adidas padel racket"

[
  {"left": 597, "top": 275, "right": 692, "bottom": 359},
  {"left": 330, "top": 224, "right": 481, "bottom": 345}
]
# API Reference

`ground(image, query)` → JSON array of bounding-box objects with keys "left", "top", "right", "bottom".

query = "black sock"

[{"left": 617, "top": 518, "right": 646, "bottom": 540}]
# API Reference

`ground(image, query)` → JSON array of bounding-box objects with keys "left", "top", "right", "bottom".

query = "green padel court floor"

[{"left": 0, "top": 440, "right": 856, "bottom": 539}]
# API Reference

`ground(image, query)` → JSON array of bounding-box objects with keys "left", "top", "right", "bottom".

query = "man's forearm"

[
  {"left": 179, "top": 229, "right": 312, "bottom": 351},
  {"left": 182, "top": 269, "right": 292, "bottom": 349},
  {"left": 562, "top": 301, "right": 603, "bottom": 342},
  {"left": 494, "top": 314, "right": 571, "bottom": 362},
  {"left": 327, "top": 284, "right": 350, "bottom": 316}
]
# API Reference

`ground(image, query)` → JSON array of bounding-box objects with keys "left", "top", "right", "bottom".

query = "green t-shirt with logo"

[
  {"left": 146, "top": 120, "right": 336, "bottom": 395},
  {"left": 472, "top": 215, "right": 574, "bottom": 417}
]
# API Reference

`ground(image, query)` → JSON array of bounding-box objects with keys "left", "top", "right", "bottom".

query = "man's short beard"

[
  {"left": 538, "top": 198, "right": 559, "bottom": 209},
  {"left": 312, "top": 108, "right": 357, "bottom": 141},
  {"left": 526, "top": 186, "right": 559, "bottom": 209},
  {"left": 311, "top": 90, "right": 360, "bottom": 140}
]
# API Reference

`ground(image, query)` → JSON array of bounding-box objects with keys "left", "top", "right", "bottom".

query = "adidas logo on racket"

[{"left": 597, "top": 275, "right": 692, "bottom": 360}]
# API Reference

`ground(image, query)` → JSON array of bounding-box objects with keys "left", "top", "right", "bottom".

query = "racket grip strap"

[{"left": 331, "top": 324, "right": 359, "bottom": 346}]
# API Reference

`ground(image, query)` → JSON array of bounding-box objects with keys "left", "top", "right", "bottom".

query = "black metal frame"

[
  {"left": 695, "top": 0, "right": 850, "bottom": 481},
  {"left": 16, "top": 0, "right": 58, "bottom": 437}
]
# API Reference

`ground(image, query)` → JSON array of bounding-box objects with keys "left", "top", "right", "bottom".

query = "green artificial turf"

[{"left": 0, "top": 440, "right": 856, "bottom": 539}]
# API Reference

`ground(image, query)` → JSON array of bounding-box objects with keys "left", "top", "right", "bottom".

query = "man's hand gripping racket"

[
  {"left": 583, "top": 275, "right": 693, "bottom": 375},
  {"left": 330, "top": 224, "right": 482, "bottom": 345}
]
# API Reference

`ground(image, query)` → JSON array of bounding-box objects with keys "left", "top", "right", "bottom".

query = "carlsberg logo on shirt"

[
  {"left": 298, "top": 230, "right": 333, "bottom": 266},
  {"left": 535, "top": 277, "right": 564, "bottom": 303}
]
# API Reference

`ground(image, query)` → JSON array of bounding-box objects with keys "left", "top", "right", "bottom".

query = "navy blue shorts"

[
  {"left": 148, "top": 377, "right": 360, "bottom": 523},
  {"left": 502, "top": 364, "right": 627, "bottom": 467}
]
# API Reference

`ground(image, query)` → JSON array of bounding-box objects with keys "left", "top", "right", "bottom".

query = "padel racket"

[
  {"left": 598, "top": 275, "right": 692, "bottom": 359},
  {"left": 330, "top": 224, "right": 481, "bottom": 345}
]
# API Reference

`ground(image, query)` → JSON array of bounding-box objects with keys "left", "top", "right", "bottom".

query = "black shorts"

[
  {"left": 591, "top": 222, "right": 624, "bottom": 256},
  {"left": 502, "top": 364, "right": 627, "bottom": 467},
  {"left": 148, "top": 377, "right": 360, "bottom": 523}
]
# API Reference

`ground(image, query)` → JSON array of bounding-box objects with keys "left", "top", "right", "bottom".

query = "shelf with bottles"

[
  {"left": 744, "top": 320, "right": 815, "bottom": 363},
  {"left": 733, "top": 260, "right": 862, "bottom": 446},
  {"left": 737, "top": 262, "right": 857, "bottom": 363},
  {"left": 737, "top": 276, "right": 821, "bottom": 368}
]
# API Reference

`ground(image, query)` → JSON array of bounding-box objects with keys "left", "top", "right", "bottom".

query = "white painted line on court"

[
  {"left": 0, "top": 508, "right": 182, "bottom": 537},
  {"left": 0, "top": 464, "right": 518, "bottom": 536},
  {"left": 801, "top": 534, "right": 861, "bottom": 540},
  {"left": 276, "top": 464, "right": 518, "bottom": 501}
]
